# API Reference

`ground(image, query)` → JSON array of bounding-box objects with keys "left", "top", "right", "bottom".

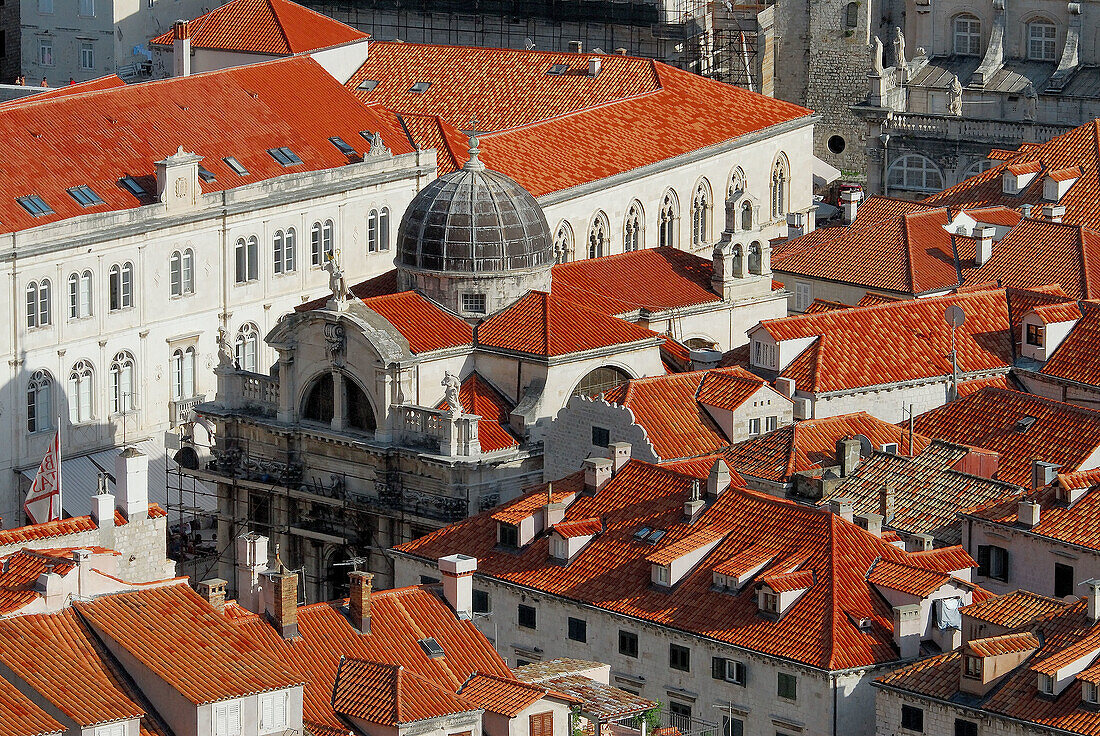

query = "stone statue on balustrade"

[
  {"left": 948, "top": 75, "right": 964, "bottom": 116},
  {"left": 442, "top": 372, "right": 463, "bottom": 415}
]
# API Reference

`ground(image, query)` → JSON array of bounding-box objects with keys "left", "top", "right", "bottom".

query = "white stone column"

[{"left": 331, "top": 370, "right": 346, "bottom": 431}]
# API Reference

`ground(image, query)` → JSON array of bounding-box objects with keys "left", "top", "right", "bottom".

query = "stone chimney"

[
  {"left": 438, "top": 554, "right": 477, "bottom": 618},
  {"left": 856, "top": 512, "right": 883, "bottom": 537},
  {"left": 1084, "top": 579, "right": 1100, "bottom": 621},
  {"left": 235, "top": 533, "right": 268, "bottom": 614},
  {"left": 879, "top": 484, "right": 896, "bottom": 523},
  {"left": 263, "top": 553, "right": 299, "bottom": 639},
  {"left": 1017, "top": 498, "right": 1041, "bottom": 528},
  {"left": 172, "top": 20, "right": 191, "bottom": 77},
  {"left": 91, "top": 474, "right": 115, "bottom": 547},
  {"left": 197, "top": 578, "right": 228, "bottom": 614},
  {"left": 155, "top": 146, "right": 202, "bottom": 212},
  {"left": 775, "top": 377, "right": 795, "bottom": 398},
  {"left": 348, "top": 571, "right": 373, "bottom": 633},
  {"left": 841, "top": 189, "right": 861, "bottom": 225},
  {"left": 615, "top": 48, "right": 627, "bottom": 55},
  {"left": 974, "top": 226, "right": 995, "bottom": 265},
  {"left": 608, "top": 442, "right": 631, "bottom": 474},
  {"left": 1032, "top": 460, "right": 1060, "bottom": 491},
  {"left": 706, "top": 459, "right": 731, "bottom": 498},
  {"left": 588, "top": 57, "right": 602, "bottom": 76},
  {"left": 1020, "top": 203, "right": 1033, "bottom": 218},
  {"left": 786, "top": 211, "right": 806, "bottom": 239},
  {"left": 684, "top": 480, "right": 705, "bottom": 523},
  {"left": 544, "top": 483, "right": 566, "bottom": 528},
  {"left": 893, "top": 603, "right": 922, "bottom": 659},
  {"left": 830, "top": 497, "right": 854, "bottom": 523},
  {"left": 1043, "top": 204, "right": 1066, "bottom": 223},
  {"left": 583, "top": 457, "right": 613, "bottom": 494},
  {"left": 74, "top": 549, "right": 93, "bottom": 599},
  {"left": 911, "top": 533, "right": 934, "bottom": 551},
  {"left": 836, "top": 437, "right": 861, "bottom": 477},
  {"left": 569, "top": 41, "right": 583, "bottom": 53},
  {"left": 115, "top": 446, "right": 148, "bottom": 522},
  {"left": 34, "top": 568, "right": 64, "bottom": 609}
]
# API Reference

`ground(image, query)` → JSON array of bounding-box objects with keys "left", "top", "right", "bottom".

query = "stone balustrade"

[
  {"left": 395, "top": 405, "right": 482, "bottom": 457},
  {"left": 884, "top": 112, "right": 1073, "bottom": 144}
]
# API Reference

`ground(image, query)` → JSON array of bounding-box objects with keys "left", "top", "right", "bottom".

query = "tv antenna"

[{"left": 944, "top": 305, "right": 966, "bottom": 401}]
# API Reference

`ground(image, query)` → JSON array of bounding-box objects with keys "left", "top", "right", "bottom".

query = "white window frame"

[
  {"left": 213, "top": 699, "right": 242, "bottom": 736},
  {"left": 235, "top": 324, "right": 259, "bottom": 372},
  {"left": 110, "top": 352, "right": 136, "bottom": 414},
  {"left": 259, "top": 691, "right": 289, "bottom": 733},
  {"left": 68, "top": 359, "right": 94, "bottom": 424},
  {"left": 273, "top": 228, "right": 295, "bottom": 274},
  {"left": 27, "top": 370, "right": 52, "bottom": 433},
  {"left": 26, "top": 279, "right": 51, "bottom": 328},
  {"left": 692, "top": 181, "right": 711, "bottom": 246},
  {"left": 94, "top": 724, "right": 124, "bottom": 736},
  {"left": 748, "top": 417, "right": 762, "bottom": 435},
  {"left": 954, "top": 15, "right": 981, "bottom": 56},
  {"left": 588, "top": 213, "right": 608, "bottom": 259},
  {"left": 794, "top": 281, "right": 812, "bottom": 312},
  {"left": 1028, "top": 20, "right": 1056, "bottom": 61},
  {"left": 888, "top": 154, "right": 944, "bottom": 192},
  {"left": 172, "top": 347, "right": 196, "bottom": 400},
  {"left": 38, "top": 38, "right": 53, "bottom": 64},
  {"left": 109, "top": 262, "right": 133, "bottom": 311}
]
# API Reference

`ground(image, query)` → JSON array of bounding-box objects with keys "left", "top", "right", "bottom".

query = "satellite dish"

[
  {"left": 853, "top": 434, "right": 873, "bottom": 457},
  {"left": 945, "top": 304, "right": 966, "bottom": 328}
]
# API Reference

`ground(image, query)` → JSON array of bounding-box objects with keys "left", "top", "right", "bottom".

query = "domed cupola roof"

[{"left": 397, "top": 137, "right": 553, "bottom": 274}]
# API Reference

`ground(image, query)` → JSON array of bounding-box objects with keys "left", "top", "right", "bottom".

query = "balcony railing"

[
  {"left": 240, "top": 372, "right": 279, "bottom": 406},
  {"left": 395, "top": 405, "right": 481, "bottom": 457},
  {"left": 170, "top": 395, "right": 205, "bottom": 427},
  {"left": 884, "top": 113, "right": 1074, "bottom": 144}
]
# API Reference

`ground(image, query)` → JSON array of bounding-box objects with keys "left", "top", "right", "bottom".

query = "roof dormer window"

[
  {"left": 546, "top": 63, "right": 569, "bottom": 75},
  {"left": 67, "top": 185, "right": 104, "bottom": 207},
  {"left": 498, "top": 522, "right": 519, "bottom": 548},
  {"left": 1084, "top": 681, "right": 1099, "bottom": 704},
  {"left": 1026, "top": 323, "right": 1045, "bottom": 347},
  {"left": 1038, "top": 672, "right": 1055, "bottom": 695},
  {"left": 357, "top": 79, "right": 379, "bottom": 91},
  {"left": 964, "top": 655, "right": 982, "bottom": 679},
  {"left": 119, "top": 176, "right": 150, "bottom": 199},
  {"left": 409, "top": 81, "right": 431, "bottom": 93},
  {"left": 761, "top": 589, "right": 779, "bottom": 614},
  {"left": 268, "top": 147, "right": 303, "bottom": 167},
  {"left": 223, "top": 157, "right": 249, "bottom": 176},
  {"left": 17, "top": 195, "right": 53, "bottom": 217}
]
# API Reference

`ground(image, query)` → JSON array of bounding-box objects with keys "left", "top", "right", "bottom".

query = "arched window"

[
  {"left": 379, "top": 207, "right": 390, "bottom": 251},
  {"left": 588, "top": 213, "right": 609, "bottom": 259},
  {"left": 553, "top": 221, "right": 574, "bottom": 264},
  {"left": 845, "top": 1, "right": 858, "bottom": 28},
  {"left": 235, "top": 323, "right": 259, "bottom": 372},
  {"left": 171, "top": 347, "right": 196, "bottom": 400},
  {"left": 345, "top": 376, "right": 376, "bottom": 432},
  {"left": 1028, "top": 20, "right": 1057, "bottom": 60},
  {"left": 273, "top": 229, "right": 295, "bottom": 274},
  {"left": 572, "top": 365, "right": 632, "bottom": 398},
  {"left": 109, "top": 262, "right": 133, "bottom": 310},
  {"left": 27, "top": 370, "right": 52, "bottom": 433},
  {"left": 659, "top": 190, "right": 679, "bottom": 248},
  {"left": 962, "top": 158, "right": 995, "bottom": 179},
  {"left": 888, "top": 154, "right": 944, "bottom": 191},
  {"left": 170, "top": 249, "right": 194, "bottom": 297},
  {"left": 110, "top": 351, "right": 135, "bottom": 414},
  {"left": 367, "top": 209, "right": 378, "bottom": 252},
  {"left": 692, "top": 180, "right": 712, "bottom": 246},
  {"left": 26, "top": 280, "right": 50, "bottom": 328},
  {"left": 68, "top": 270, "right": 92, "bottom": 319},
  {"left": 68, "top": 359, "right": 94, "bottom": 424},
  {"left": 741, "top": 200, "right": 754, "bottom": 231},
  {"left": 311, "top": 220, "right": 336, "bottom": 265},
  {"left": 728, "top": 167, "right": 746, "bottom": 200},
  {"left": 954, "top": 14, "right": 981, "bottom": 55},
  {"left": 624, "top": 201, "right": 644, "bottom": 252},
  {"left": 302, "top": 372, "right": 334, "bottom": 424},
  {"left": 771, "top": 156, "right": 789, "bottom": 219},
  {"left": 235, "top": 237, "right": 258, "bottom": 283}
]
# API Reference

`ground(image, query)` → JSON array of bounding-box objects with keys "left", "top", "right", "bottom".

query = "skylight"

[
  {"left": 419, "top": 637, "right": 445, "bottom": 658},
  {"left": 329, "top": 136, "right": 357, "bottom": 157},
  {"left": 632, "top": 527, "right": 652, "bottom": 541},
  {"left": 648, "top": 529, "right": 667, "bottom": 544},
  {"left": 1015, "top": 416, "right": 1038, "bottom": 433},
  {"left": 357, "top": 79, "right": 379, "bottom": 91},
  {"left": 198, "top": 165, "right": 217, "bottom": 183},
  {"left": 67, "top": 185, "right": 104, "bottom": 207},
  {"left": 632, "top": 527, "right": 666, "bottom": 544},
  {"left": 409, "top": 81, "right": 431, "bottom": 93},
  {"left": 17, "top": 195, "right": 53, "bottom": 217},
  {"left": 546, "top": 63, "right": 569, "bottom": 75},
  {"left": 223, "top": 157, "right": 249, "bottom": 176},
  {"left": 268, "top": 147, "right": 304, "bottom": 167},
  {"left": 119, "top": 177, "right": 150, "bottom": 198}
]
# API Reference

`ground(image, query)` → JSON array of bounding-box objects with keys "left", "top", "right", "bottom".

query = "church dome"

[{"left": 397, "top": 139, "right": 553, "bottom": 274}]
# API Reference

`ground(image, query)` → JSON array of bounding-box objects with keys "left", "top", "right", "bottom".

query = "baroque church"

[{"left": 187, "top": 139, "right": 783, "bottom": 600}]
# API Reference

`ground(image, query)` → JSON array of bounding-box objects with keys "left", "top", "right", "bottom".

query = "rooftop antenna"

[
  {"left": 944, "top": 305, "right": 966, "bottom": 402},
  {"left": 334, "top": 556, "right": 370, "bottom": 572}
]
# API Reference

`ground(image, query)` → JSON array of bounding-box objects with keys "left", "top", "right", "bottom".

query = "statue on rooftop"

[
  {"left": 948, "top": 75, "right": 964, "bottom": 116},
  {"left": 1022, "top": 83, "right": 1038, "bottom": 121},
  {"left": 324, "top": 252, "right": 349, "bottom": 306},
  {"left": 442, "top": 372, "right": 462, "bottom": 415},
  {"left": 216, "top": 326, "right": 234, "bottom": 369},
  {"left": 893, "top": 26, "right": 907, "bottom": 69}
]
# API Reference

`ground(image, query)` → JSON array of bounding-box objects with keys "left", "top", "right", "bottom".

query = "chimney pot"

[
  {"left": 197, "top": 578, "right": 228, "bottom": 614},
  {"left": 91, "top": 491, "right": 115, "bottom": 529},
  {"left": 1043, "top": 204, "right": 1066, "bottom": 223},
  {"left": 840, "top": 189, "right": 861, "bottom": 225},
  {"left": 1020, "top": 203, "right": 1033, "bottom": 217},
  {"left": 1083, "top": 579, "right": 1100, "bottom": 620},
  {"left": 775, "top": 377, "right": 796, "bottom": 398},
  {"left": 588, "top": 57, "right": 602, "bottom": 76},
  {"left": 235, "top": 532, "right": 268, "bottom": 614},
  {"left": 836, "top": 437, "right": 861, "bottom": 476},
  {"left": 115, "top": 446, "right": 148, "bottom": 522},
  {"left": 569, "top": 41, "right": 583, "bottom": 53},
  {"left": 893, "top": 603, "right": 922, "bottom": 658},
  {"left": 173, "top": 20, "right": 192, "bottom": 77},
  {"left": 348, "top": 571, "right": 373, "bottom": 633},
  {"left": 1032, "top": 460, "right": 1060, "bottom": 491},
  {"left": 615, "top": 48, "right": 627, "bottom": 55},
  {"left": 974, "top": 226, "right": 995, "bottom": 265},
  {"left": 583, "top": 457, "right": 613, "bottom": 494},
  {"left": 608, "top": 442, "right": 631, "bottom": 473},
  {"left": 1017, "top": 498, "right": 1041, "bottom": 528},
  {"left": 438, "top": 554, "right": 476, "bottom": 618},
  {"left": 831, "top": 497, "right": 854, "bottom": 523},
  {"left": 856, "top": 512, "right": 883, "bottom": 537}
]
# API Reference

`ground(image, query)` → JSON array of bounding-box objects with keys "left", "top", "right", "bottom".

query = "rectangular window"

[
  {"left": 794, "top": 281, "right": 812, "bottom": 312},
  {"left": 17, "top": 195, "right": 53, "bottom": 217},
  {"left": 712, "top": 657, "right": 746, "bottom": 685},
  {"left": 1055, "top": 562, "right": 1074, "bottom": 598},
  {"left": 669, "top": 643, "right": 690, "bottom": 671},
  {"left": 38, "top": 38, "right": 52, "bottom": 65},
  {"left": 68, "top": 185, "right": 103, "bottom": 207},
  {"left": 748, "top": 418, "right": 762, "bottom": 435},
  {"left": 259, "top": 691, "right": 288, "bottom": 733},
  {"left": 214, "top": 700, "right": 242, "bottom": 736},
  {"left": 721, "top": 716, "right": 743, "bottom": 736},
  {"left": 619, "top": 630, "right": 638, "bottom": 657},
  {"left": 518, "top": 604, "right": 536, "bottom": 629},
  {"left": 499, "top": 523, "right": 519, "bottom": 548},
  {"left": 901, "top": 705, "right": 924, "bottom": 732},
  {"left": 461, "top": 292, "right": 486, "bottom": 314},
  {"left": 766, "top": 415, "right": 778, "bottom": 432},
  {"left": 567, "top": 616, "right": 587, "bottom": 642},
  {"left": 592, "top": 425, "right": 610, "bottom": 448},
  {"left": 963, "top": 656, "right": 982, "bottom": 679},
  {"left": 954, "top": 720, "right": 977, "bottom": 736},
  {"left": 37, "top": 0, "right": 51, "bottom": 12},
  {"left": 268, "top": 147, "right": 303, "bottom": 166},
  {"left": 329, "top": 136, "right": 357, "bottom": 156},
  {"left": 668, "top": 702, "right": 692, "bottom": 726},
  {"left": 1028, "top": 22, "right": 1056, "bottom": 61},
  {"left": 473, "top": 589, "right": 490, "bottom": 613},
  {"left": 777, "top": 672, "right": 797, "bottom": 700},
  {"left": 976, "top": 545, "right": 1009, "bottom": 582},
  {"left": 95, "top": 725, "right": 125, "bottom": 736},
  {"left": 530, "top": 712, "right": 553, "bottom": 736},
  {"left": 1026, "top": 323, "right": 1044, "bottom": 347},
  {"left": 79, "top": 42, "right": 94, "bottom": 70},
  {"left": 78, "top": 0, "right": 94, "bottom": 14},
  {"left": 223, "top": 156, "right": 249, "bottom": 176}
]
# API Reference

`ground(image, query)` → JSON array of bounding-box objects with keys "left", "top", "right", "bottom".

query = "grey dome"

[{"left": 397, "top": 142, "right": 553, "bottom": 274}]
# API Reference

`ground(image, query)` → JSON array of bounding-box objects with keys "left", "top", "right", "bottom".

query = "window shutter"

[
  {"left": 229, "top": 700, "right": 241, "bottom": 735},
  {"left": 215, "top": 705, "right": 227, "bottom": 736},
  {"left": 976, "top": 545, "right": 990, "bottom": 576},
  {"left": 1001, "top": 549, "right": 1010, "bottom": 581},
  {"left": 261, "top": 694, "right": 274, "bottom": 730},
  {"left": 530, "top": 711, "right": 553, "bottom": 736},
  {"left": 712, "top": 657, "right": 725, "bottom": 679}
]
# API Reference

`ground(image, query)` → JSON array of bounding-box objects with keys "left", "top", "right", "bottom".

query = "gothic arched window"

[
  {"left": 624, "top": 201, "right": 644, "bottom": 252},
  {"left": 692, "top": 180, "right": 712, "bottom": 247},
  {"left": 659, "top": 190, "right": 679, "bottom": 248},
  {"left": 588, "top": 212, "right": 609, "bottom": 259},
  {"left": 553, "top": 221, "right": 574, "bottom": 263},
  {"left": 771, "top": 156, "right": 789, "bottom": 219}
]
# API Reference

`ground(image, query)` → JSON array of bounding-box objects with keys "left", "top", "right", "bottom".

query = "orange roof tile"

[
  {"left": 967, "top": 631, "right": 1041, "bottom": 657},
  {"left": 395, "top": 459, "right": 980, "bottom": 670},
  {"left": 760, "top": 569, "right": 813, "bottom": 593},
  {"left": 74, "top": 583, "right": 302, "bottom": 705},
  {"left": 868, "top": 559, "right": 955, "bottom": 597},
  {"left": 1007, "top": 160, "right": 1043, "bottom": 176},
  {"left": 0, "top": 57, "right": 411, "bottom": 235},
  {"left": 1041, "top": 302, "right": 1100, "bottom": 387},
  {"left": 911, "top": 387, "right": 1100, "bottom": 487},
  {"left": 149, "top": 0, "right": 368, "bottom": 54},
  {"left": 695, "top": 367, "right": 770, "bottom": 411},
  {"left": 332, "top": 659, "right": 474, "bottom": 725},
  {"left": 961, "top": 590, "right": 1066, "bottom": 629},
  {"left": 437, "top": 373, "right": 519, "bottom": 453},
  {"left": 804, "top": 298, "right": 851, "bottom": 314},
  {"left": 1049, "top": 166, "right": 1083, "bottom": 182},
  {"left": 644, "top": 525, "right": 730, "bottom": 566},
  {"left": 968, "top": 476, "right": 1100, "bottom": 553},
  {"left": 758, "top": 289, "right": 1014, "bottom": 393},
  {"left": 362, "top": 291, "right": 473, "bottom": 354},
  {"left": 712, "top": 544, "right": 777, "bottom": 578},
  {"left": 458, "top": 672, "right": 548, "bottom": 717},
  {"left": 0, "top": 675, "right": 63, "bottom": 736},
  {"left": 491, "top": 482, "right": 580, "bottom": 525},
  {"left": 957, "top": 373, "right": 1011, "bottom": 398},
  {"left": 1032, "top": 300, "right": 1083, "bottom": 322},
  {"left": 0, "top": 504, "right": 165, "bottom": 546},
  {"left": 0, "top": 548, "right": 79, "bottom": 614},
  {"left": 553, "top": 517, "right": 602, "bottom": 538},
  {"left": 905, "top": 546, "right": 978, "bottom": 574},
  {"left": 477, "top": 291, "right": 659, "bottom": 358},
  {"left": 1031, "top": 628, "right": 1100, "bottom": 675}
]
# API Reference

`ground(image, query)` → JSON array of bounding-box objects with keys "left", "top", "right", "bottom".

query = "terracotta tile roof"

[
  {"left": 722, "top": 412, "right": 929, "bottom": 483},
  {"left": 395, "top": 458, "right": 980, "bottom": 670},
  {"left": 957, "top": 373, "right": 1011, "bottom": 397},
  {"left": 868, "top": 558, "right": 956, "bottom": 597},
  {"left": 1033, "top": 300, "right": 1084, "bottom": 322},
  {"left": 760, "top": 569, "right": 814, "bottom": 593},
  {"left": 299, "top": 269, "right": 401, "bottom": 311},
  {"left": 906, "top": 546, "right": 979, "bottom": 574},
  {"left": 74, "top": 583, "right": 302, "bottom": 705},
  {"left": 1008, "top": 160, "right": 1043, "bottom": 176},
  {"left": 1050, "top": 166, "right": 1083, "bottom": 182},
  {"left": 967, "top": 631, "right": 1042, "bottom": 657},
  {"left": 362, "top": 291, "right": 473, "bottom": 354},
  {"left": 644, "top": 525, "right": 730, "bottom": 565},
  {"left": 437, "top": 373, "right": 519, "bottom": 453},
  {"left": 553, "top": 518, "right": 602, "bottom": 538},
  {"left": 804, "top": 298, "right": 851, "bottom": 314},
  {"left": 0, "top": 75, "right": 126, "bottom": 109},
  {"left": 695, "top": 367, "right": 771, "bottom": 411},
  {"left": 0, "top": 609, "right": 145, "bottom": 726},
  {"left": 910, "top": 387, "right": 1100, "bottom": 487},
  {"left": 961, "top": 590, "right": 1066, "bottom": 629},
  {"left": 347, "top": 44, "right": 811, "bottom": 197},
  {"left": 397, "top": 113, "right": 468, "bottom": 175},
  {"left": 0, "top": 548, "right": 93, "bottom": 614},
  {"left": 658, "top": 455, "right": 747, "bottom": 485},
  {"left": 1031, "top": 628, "right": 1100, "bottom": 675},
  {"left": 851, "top": 196, "right": 936, "bottom": 225},
  {"left": 551, "top": 248, "right": 721, "bottom": 316},
  {"left": 857, "top": 292, "right": 904, "bottom": 307},
  {"left": 490, "top": 481, "right": 580, "bottom": 525},
  {"left": 821, "top": 440, "right": 1021, "bottom": 545},
  {"left": 477, "top": 291, "right": 659, "bottom": 358},
  {"left": 458, "top": 672, "right": 548, "bottom": 717},
  {"left": 149, "top": 0, "right": 368, "bottom": 54},
  {"left": 228, "top": 585, "right": 514, "bottom": 733},
  {"left": 925, "top": 119, "right": 1100, "bottom": 232},
  {"left": 332, "top": 658, "right": 474, "bottom": 725},
  {"left": 964, "top": 220, "right": 1100, "bottom": 300},
  {"left": 0, "top": 57, "right": 410, "bottom": 235},
  {"left": 1057, "top": 468, "right": 1100, "bottom": 491},
  {"left": 0, "top": 675, "right": 63, "bottom": 736},
  {"left": 967, "top": 474, "right": 1100, "bottom": 553},
  {"left": 514, "top": 673, "right": 650, "bottom": 720},
  {"left": 0, "top": 504, "right": 165, "bottom": 546},
  {"left": 712, "top": 544, "right": 777, "bottom": 578},
  {"left": 1041, "top": 302, "right": 1100, "bottom": 387}
]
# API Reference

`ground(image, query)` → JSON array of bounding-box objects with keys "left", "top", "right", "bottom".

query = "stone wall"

[
  {"left": 966, "top": 518, "right": 1100, "bottom": 599},
  {"left": 875, "top": 687, "right": 1021, "bottom": 736}
]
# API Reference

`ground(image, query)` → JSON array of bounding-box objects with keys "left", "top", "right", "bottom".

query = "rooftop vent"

[
  {"left": 357, "top": 79, "right": 379, "bottom": 91},
  {"left": 546, "top": 63, "right": 569, "bottom": 75},
  {"left": 409, "top": 81, "right": 431, "bottom": 93},
  {"left": 67, "top": 186, "right": 103, "bottom": 207},
  {"left": 419, "top": 637, "right": 445, "bottom": 658},
  {"left": 1014, "top": 415, "right": 1038, "bottom": 433},
  {"left": 118, "top": 177, "right": 150, "bottom": 199},
  {"left": 223, "top": 157, "right": 249, "bottom": 176},
  {"left": 268, "top": 147, "right": 303, "bottom": 167},
  {"left": 329, "top": 136, "right": 358, "bottom": 157},
  {"left": 197, "top": 166, "right": 216, "bottom": 183}
]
